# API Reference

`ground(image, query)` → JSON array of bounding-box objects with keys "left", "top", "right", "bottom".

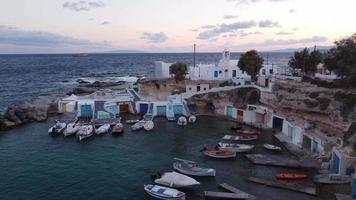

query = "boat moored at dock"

[
  {"left": 264, "top": 144, "right": 282, "bottom": 152},
  {"left": 63, "top": 122, "right": 80, "bottom": 137},
  {"left": 202, "top": 149, "right": 236, "bottom": 159},
  {"left": 275, "top": 172, "right": 307, "bottom": 180},
  {"left": 48, "top": 120, "right": 66, "bottom": 136},
  {"left": 173, "top": 158, "right": 216, "bottom": 177},
  {"left": 218, "top": 142, "right": 254, "bottom": 153},
  {"left": 76, "top": 125, "right": 94, "bottom": 141},
  {"left": 154, "top": 171, "right": 200, "bottom": 188},
  {"left": 112, "top": 123, "right": 124, "bottom": 135},
  {"left": 144, "top": 184, "right": 186, "bottom": 200},
  {"left": 144, "top": 120, "right": 154, "bottom": 131},
  {"left": 95, "top": 123, "right": 110, "bottom": 135},
  {"left": 177, "top": 116, "right": 187, "bottom": 126}
]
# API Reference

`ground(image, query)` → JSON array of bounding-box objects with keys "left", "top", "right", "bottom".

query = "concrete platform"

[
  {"left": 219, "top": 183, "right": 256, "bottom": 200},
  {"left": 314, "top": 174, "right": 351, "bottom": 184},
  {"left": 335, "top": 193, "right": 353, "bottom": 200},
  {"left": 245, "top": 154, "right": 316, "bottom": 168},
  {"left": 204, "top": 191, "right": 250, "bottom": 199}
]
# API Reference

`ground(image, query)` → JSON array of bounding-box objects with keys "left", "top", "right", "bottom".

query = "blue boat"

[{"left": 144, "top": 184, "right": 185, "bottom": 200}]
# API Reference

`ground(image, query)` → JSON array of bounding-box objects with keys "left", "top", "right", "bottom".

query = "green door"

[{"left": 226, "top": 106, "right": 233, "bottom": 117}]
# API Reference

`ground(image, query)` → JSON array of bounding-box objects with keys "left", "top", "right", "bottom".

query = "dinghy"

[
  {"left": 76, "top": 125, "right": 94, "bottom": 141},
  {"left": 202, "top": 149, "right": 236, "bottom": 159},
  {"left": 144, "top": 121, "right": 154, "bottom": 131},
  {"left": 173, "top": 158, "right": 216, "bottom": 177},
  {"left": 132, "top": 120, "right": 145, "bottom": 131},
  {"left": 63, "top": 122, "right": 80, "bottom": 137},
  {"left": 264, "top": 144, "right": 282, "bottom": 152},
  {"left": 237, "top": 130, "right": 260, "bottom": 135},
  {"left": 188, "top": 115, "right": 196, "bottom": 124},
  {"left": 276, "top": 172, "right": 307, "bottom": 180},
  {"left": 144, "top": 184, "right": 186, "bottom": 200},
  {"left": 218, "top": 142, "right": 254, "bottom": 153},
  {"left": 95, "top": 123, "right": 110, "bottom": 135},
  {"left": 112, "top": 123, "right": 124, "bottom": 135},
  {"left": 223, "top": 135, "right": 258, "bottom": 141},
  {"left": 154, "top": 171, "right": 200, "bottom": 188},
  {"left": 177, "top": 116, "right": 187, "bottom": 126},
  {"left": 126, "top": 119, "right": 140, "bottom": 124},
  {"left": 48, "top": 120, "right": 66, "bottom": 135}
]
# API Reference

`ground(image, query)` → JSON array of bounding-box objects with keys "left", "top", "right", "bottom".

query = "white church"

[{"left": 154, "top": 49, "right": 251, "bottom": 81}]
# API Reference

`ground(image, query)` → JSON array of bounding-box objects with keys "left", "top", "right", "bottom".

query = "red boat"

[
  {"left": 238, "top": 135, "right": 258, "bottom": 141},
  {"left": 275, "top": 172, "right": 307, "bottom": 180},
  {"left": 237, "top": 130, "right": 260, "bottom": 135},
  {"left": 202, "top": 149, "right": 236, "bottom": 158}
]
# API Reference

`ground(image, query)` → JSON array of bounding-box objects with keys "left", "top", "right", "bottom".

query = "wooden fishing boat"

[
  {"left": 218, "top": 142, "right": 254, "bottom": 153},
  {"left": 202, "top": 149, "right": 236, "bottom": 158},
  {"left": 275, "top": 172, "right": 307, "bottom": 180},
  {"left": 173, "top": 158, "right": 216, "bottom": 177},
  {"left": 144, "top": 184, "right": 186, "bottom": 200},
  {"left": 264, "top": 144, "right": 282, "bottom": 152},
  {"left": 237, "top": 130, "right": 260, "bottom": 135},
  {"left": 230, "top": 125, "right": 242, "bottom": 130},
  {"left": 112, "top": 123, "right": 124, "bottom": 135}
]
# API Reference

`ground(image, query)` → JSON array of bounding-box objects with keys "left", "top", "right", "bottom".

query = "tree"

[
  {"left": 237, "top": 50, "right": 264, "bottom": 81},
  {"left": 288, "top": 48, "right": 322, "bottom": 76},
  {"left": 324, "top": 33, "right": 356, "bottom": 84},
  {"left": 170, "top": 61, "right": 187, "bottom": 81}
]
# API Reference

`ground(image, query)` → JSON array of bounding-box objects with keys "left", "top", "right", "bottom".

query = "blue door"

[
  {"left": 80, "top": 105, "right": 92, "bottom": 117},
  {"left": 333, "top": 153, "right": 340, "bottom": 174},
  {"left": 214, "top": 71, "right": 218, "bottom": 78},
  {"left": 173, "top": 105, "right": 183, "bottom": 115},
  {"left": 156, "top": 106, "right": 166, "bottom": 116},
  {"left": 139, "top": 104, "right": 148, "bottom": 114}
]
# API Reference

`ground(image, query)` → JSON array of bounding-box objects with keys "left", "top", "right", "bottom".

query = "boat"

[
  {"left": 48, "top": 120, "right": 66, "bottom": 135},
  {"left": 95, "top": 123, "right": 110, "bottom": 135},
  {"left": 63, "top": 122, "right": 80, "bottom": 137},
  {"left": 144, "top": 184, "right": 186, "bottom": 200},
  {"left": 76, "top": 125, "right": 94, "bottom": 141},
  {"left": 144, "top": 120, "right": 154, "bottom": 131},
  {"left": 237, "top": 130, "right": 260, "bottom": 135},
  {"left": 112, "top": 123, "right": 124, "bottom": 134},
  {"left": 202, "top": 149, "right": 236, "bottom": 158},
  {"left": 230, "top": 125, "right": 242, "bottom": 130},
  {"left": 173, "top": 158, "right": 216, "bottom": 177},
  {"left": 154, "top": 171, "right": 200, "bottom": 188},
  {"left": 132, "top": 120, "right": 145, "bottom": 131},
  {"left": 126, "top": 119, "right": 140, "bottom": 124},
  {"left": 222, "top": 135, "right": 258, "bottom": 141},
  {"left": 264, "top": 144, "right": 282, "bottom": 152},
  {"left": 188, "top": 115, "right": 196, "bottom": 124},
  {"left": 275, "top": 172, "right": 307, "bottom": 180},
  {"left": 218, "top": 142, "right": 254, "bottom": 153},
  {"left": 177, "top": 116, "right": 187, "bottom": 126}
]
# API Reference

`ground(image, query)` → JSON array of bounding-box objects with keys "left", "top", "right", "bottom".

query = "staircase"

[{"left": 144, "top": 103, "right": 154, "bottom": 121}]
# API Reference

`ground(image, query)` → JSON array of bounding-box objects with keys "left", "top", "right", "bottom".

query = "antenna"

[{"left": 193, "top": 44, "right": 196, "bottom": 68}]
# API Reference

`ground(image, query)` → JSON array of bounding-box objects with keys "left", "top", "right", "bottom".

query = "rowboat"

[
  {"left": 126, "top": 119, "right": 140, "bottom": 124},
  {"left": 218, "top": 142, "right": 254, "bottom": 153},
  {"left": 202, "top": 149, "right": 236, "bottom": 158},
  {"left": 76, "top": 125, "right": 94, "bottom": 141},
  {"left": 144, "top": 121, "right": 154, "bottom": 131},
  {"left": 154, "top": 171, "right": 200, "bottom": 188},
  {"left": 222, "top": 135, "right": 258, "bottom": 141},
  {"left": 237, "top": 130, "right": 260, "bottom": 135},
  {"left": 48, "top": 120, "right": 66, "bottom": 136},
  {"left": 188, "top": 115, "right": 196, "bottom": 124},
  {"left": 63, "top": 122, "right": 80, "bottom": 137},
  {"left": 264, "top": 144, "right": 282, "bottom": 152},
  {"left": 177, "top": 116, "right": 187, "bottom": 126},
  {"left": 275, "top": 172, "right": 307, "bottom": 180},
  {"left": 112, "top": 123, "right": 124, "bottom": 134},
  {"left": 144, "top": 184, "right": 186, "bottom": 200},
  {"left": 173, "top": 158, "right": 216, "bottom": 177},
  {"left": 95, "top": 123, "right": 110, "bottom": 135},
  {"left": 230, "top": 125, "right": 242, "bottom": 130}
]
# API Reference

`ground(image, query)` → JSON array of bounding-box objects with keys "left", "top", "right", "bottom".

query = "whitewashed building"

[
  {"left": 185, "top": 83, "right": 210, "bottom": 93},
  {"left": 315, "top": 63, "right": 340, "bottom": 80}
]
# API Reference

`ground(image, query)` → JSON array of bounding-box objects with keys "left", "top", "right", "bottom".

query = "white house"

[
  {"left": 282, "top": 118, "right": 304, "bottom": 147},
  {"left": 154, "top": 61, "right": 172, "bottom": 79},
  {"left": 315, "top": 63, "right": 340, "bottom": 80},
  {"left": 185, "top": 83, "right": 210, "bottom": 93}
]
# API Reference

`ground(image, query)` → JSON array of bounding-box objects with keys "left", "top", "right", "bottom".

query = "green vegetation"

[
  {"left": 303, "top": 99, "right": 319, "bottom": 108},
  {"left": 334, "top": 91, "right": 356, "bottom": 119},
  {"left": 316, "top": 97, "right": 331, "bottom": 110},
  {"left": 288, "top": 48, "right": 322, "bottom": 76},
  {"left": 169, "top": 61, "right": 187, "bottom": 81},
  {"left": 237, "top": 50, "right": 264, "bottom": 81},
  {"left": 309, "top": 92, "right": 320, "bottom": 98},
  {"left": 302, "top": 76, "right": 340, "bottom": 88}
]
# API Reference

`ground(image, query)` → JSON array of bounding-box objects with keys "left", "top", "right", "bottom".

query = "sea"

[{"left": 0, "top": 53, "right": 346, "bottom": 200}]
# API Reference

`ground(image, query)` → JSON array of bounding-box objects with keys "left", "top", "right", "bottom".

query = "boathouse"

[
  {"left": 58, "top": 94, "right": 78, "bottom": 113},
  {"left": 331, "top": 147, "right": 356, "bottom": 176},
  {"left": 281, "top": 118, "right": 304, "bottom": 147}
]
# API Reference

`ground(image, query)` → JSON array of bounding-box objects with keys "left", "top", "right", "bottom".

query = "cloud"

[
  {"left": 289, "top": 9, "right": 296, "bottom": 13},
  {"left": 224, "top": 15, "right": 239, "bottom": 19},
  {"left": 63, "top": 1, "right": 105, "bottom": 12},
  {"left": 190, "top": 29, "right": 199, "bottom": 32},
  {"left": 201, "top": 25, "right": 215, "bottom": 29},
  {"left": 141, "top": 32, "right": 168, "bottom": 43},
  {"left": 101, "top": 21, "right": 110, "bottom": 25},
  {"left": 259, "top": 20, "right": 282, "bottom": 28},
  {"left": 275, "top": 31, "right": 293, "bottom": 35},
  {"left": 242, "top": 36, "right": 328, "bottom": 47},
  {"left": 197, "top": 20, "right": 257, "bottom": 40}
]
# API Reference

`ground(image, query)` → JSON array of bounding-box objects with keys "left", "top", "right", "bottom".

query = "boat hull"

[
  {"left": 203, "top": 150, "right": 236, "bottom": 158},
  {"left": 173, "top": 162, "right": 216, "bottom": 177},
  {"left": 275, "top": 173, "right": 307, "bottom": 180},
  {"left": 144, "top": 184, "right": 185, "bottom": 200}
]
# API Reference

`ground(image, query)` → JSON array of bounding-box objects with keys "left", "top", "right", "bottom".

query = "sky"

[{"left": 0, "top": 0, "right": 355, "bottom": 54}]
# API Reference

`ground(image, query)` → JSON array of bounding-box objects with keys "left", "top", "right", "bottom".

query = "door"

[
  {"left": 156, "top": 106, "right": 166, "bottom": 116},
  {"left": 139, "top": 104, "right": 149, "bottom": 114},
  {"left": 265, "top": 79, "right": 269, "bottom": 87},
  {"left": 272, "top": 117, "right": 283, "bottom": 130},
  {"left": 173, "top": 105, "right": 183, "bottom": 115},
  {"left": 226, "top": 106, "right": 233, "bottom": 117},
  {"left": 214, "top": 71, "right": 218, "bottom": 78},
  {"left": 119, "top": 104, "right": 129, "bottom": 113},
  {"left": 197, "top": 85, "right": 201, "bottom": 92},
  {"left": 232, "top": 70, "right": 237, "bottom": 77},
  {"left": 333, "top": 153, "right": 340, "bottom": 174},
  {"left": 80, "top": 105, "right": 92, "bottom": 117}
]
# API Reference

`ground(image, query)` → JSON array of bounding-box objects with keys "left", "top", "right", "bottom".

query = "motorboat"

[
  {"left": 237, "top": 130, "right": 260, "bottom": 135},
  {"left": 76, "top": 125, "right": 94, "bottom": 141},
  {"left": 48, "top": 120, "right": 66, "bottom": 135},
  {"left": 95, "top": 123, "right": 110, "bottom": 135},
  {"left": 177, "top": 116, "right": 187, "bottom": 126},
  {"left": 202, "top": 149, "right": 236, "bottom": 159},
  {"left": 218, "top": 142, "right": 254, "bottom": 153},
  {"left": 276, "top": 172, "right": 307, "bottom": 180},
  {"left": 154, "top": 171, "right": 200, "bottom": 188},
  {"left": 126, "top": 119, "right": 140, "bottom": 124},
  {"left": 144, "top": 121, "right": 154, "bottom": 131},
  {"left": 144, "top": 184, "right": 186, "bottom": 200},
  {"left": 112, "top": 123, "right": 124, "bottom": 135},
  {"left": 132, "top": 120, "right": 145, "bottom": 131},
  {"left": 173, "top": 158, "right": 216, "bottom": 177},
  {"left": 63, "top": 122, "right": 80, "bottom": 137},
  {"left": 264, "top": 144, "right": 282, "bottom": 152},
  {"left": 188, "top": 115, "right": 196, "bottom": 124},
  {"left": 238, "top": 135, "right": 258, "bottom": 141}
]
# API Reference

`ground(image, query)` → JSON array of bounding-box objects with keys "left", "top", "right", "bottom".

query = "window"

[
  {"left": 203, "top": 88, "right": 207, "bottom": 91},
  {"left": 189, "top": 87, "right": 192, "bottom": 91},
  {"left": 219, "top": 70, "right": 222, "bottom": 74},
  {"left": 270, "top": 69, "right": 273, "bottom": 74},
  {"left": 262, "top": 69, "right": 266, "bottom": 75},
  {"left": 232, "top": 70, "right": 236, "bottom": 77},
  {"left": 197, "top": 86, "right": 201, "bottom": 92},
  {"left": 225, "top": 69, "right": 228, "bottom": 72}
]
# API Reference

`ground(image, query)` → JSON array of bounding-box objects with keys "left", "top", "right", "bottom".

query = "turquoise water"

[{"left": 0, "top": 116, "right": 344, "bottom": 200}]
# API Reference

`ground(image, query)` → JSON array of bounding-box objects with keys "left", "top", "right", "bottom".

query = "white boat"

[
  {"left": 63, "top": 122, "right": 80, "bottom": 137},
  {"left": 173, "top": 158, "right": 216, "bottom": 177},
  {"left": 264, "top": 144, "right": 282, "bottom": 152},
  {"left": 177, "top": 116, "right": 187, "bottom": 126},
  {"left": 154, "top": 171, "right": 200, "bottom": 188},
  {"left": 144, "top": 184, "right": 186, "bottom": 200},
  {"left": 218, "top": 142, "right": 254, "bottom": 153},
  {"left": 95, "top": 123, "right": 110, "bottom": 135},
  {"left": 144, "top": 121, "right": 154, "bottom": 131},
  {"left": 126, "top": 119, "right": 140, "bottom": 124},
  {"left": 188, "top": 115, "right": 196, "bottom": 124},
  {"left": 132, "top": 120, "right": 145, "bottom": 131},
  {"left": 112, "top": 123, "right": 124, "bottom": 135},
  {"left": 76, "top": 125, "right": 94, "bottom": 141},
  {"left": 48, "top": 120, "right": 66, "bottom": 135}
]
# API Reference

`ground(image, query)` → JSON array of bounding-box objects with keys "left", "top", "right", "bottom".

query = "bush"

[
  {"left": 304, "top": 99, "right": 319, "bottom": 108},
  {"left": 309, "top": 92, "right": 320, "bottom": 98},
  {"left": 316, "top": 97, "right": 331, "bottom": 110}
]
